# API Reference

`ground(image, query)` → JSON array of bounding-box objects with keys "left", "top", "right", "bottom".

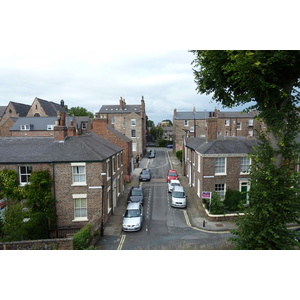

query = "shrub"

[
  {"left": 21, "top": 212, "right": 49, "bottom": 240},
  {"left": 209, "top": 192, "right": 226, "bottom": 214},
  {"left": 223, "top": 188, "right": 242, "bottom": 211},
  {"left": 73, "top": 224, "right": 93, "bottom": 250},
  {"left": 176, "top": 150, "right": 182, "bottom": 162}
]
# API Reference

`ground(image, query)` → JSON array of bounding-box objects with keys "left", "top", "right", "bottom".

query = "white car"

[
  {"left": 171, "top": 186, "right": 187, "bottom": 208},
  {"left": 168, "top": 179, "right": 181, "bottom": 193},
  {"left": 122, "top": 202, "right": 143, "bottom": 232}
]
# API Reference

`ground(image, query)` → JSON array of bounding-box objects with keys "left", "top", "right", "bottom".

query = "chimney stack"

[
  {"left": 206, "top": 117, "right": 217, "bottom": 142},
  {"left": 60, "top": 99, "right": 65, "bottom": 107},
  {"left": 54, "top": 110, "right": 67, "bottom": 141},
  {"left": 119, "top": 97, "right": 126, "bottom": 110}
]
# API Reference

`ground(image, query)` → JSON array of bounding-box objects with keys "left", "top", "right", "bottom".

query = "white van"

[{"left": 171, "top": 186, "right": 186, "bottom": 208}]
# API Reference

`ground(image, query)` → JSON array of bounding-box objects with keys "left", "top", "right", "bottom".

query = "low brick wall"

[
  {"left": 0, "top": 237, "right": 73, "bottom": 250},
  {"left": 202, "top": 204, "right": 244, "bottom": 221}
]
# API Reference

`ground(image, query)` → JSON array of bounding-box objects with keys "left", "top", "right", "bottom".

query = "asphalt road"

[{"left": 99, "top": 148, "right": 232, "bottom": 250}]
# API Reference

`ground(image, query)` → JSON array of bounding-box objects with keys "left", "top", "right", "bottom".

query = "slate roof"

[
  {"left": 0, "top": 132, "right": 123, "bottom": 164},
  {"left": 99, "top": 105, "right": 141, "bottom": 114},
  {"left": 0, "top": 106, "right": 6, "bottom": 117},
  {"left": 186, "top": 137, "right": 258, "bottom": 155},
  {"left": 10, "top": 102, "right": 31, "bottom": 116},
  {"left": 107, "top": 125, "right": 132, "bottom": 142},
  {"left": 11, "top": 117, "right": 55, "bottom": 131},
  {"left": 217, "top": 111, "right": 257, "bottom": 118},
  {"left": 175, "top": 111, "right": 212, "bottom": 120},
  {"left": 36, "top": 98, "right": 68, "bottom": 116}
]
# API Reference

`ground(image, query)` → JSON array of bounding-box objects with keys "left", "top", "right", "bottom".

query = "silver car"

[
  {"left": 122, "top": 202, "right": 143, "bottom": 232},
  {"left": 171, "top": 186, "right": 187, "bottom": 208}
]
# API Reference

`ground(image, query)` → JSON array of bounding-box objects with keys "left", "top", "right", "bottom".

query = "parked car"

[
  {"left": 166, "top": 169, "right": 179, "bottom": 182},
  {"left": 122, "top": 202, "right": 143, "bottom": 232},
  {"left": 167, "top": 144, "right": 173, "bottom": 148},
  {"left": 171, "top": 186, "right": 187, "bottom": 208},
  {"left": 139, "top": 168, "right": 151, "bottom": 181},
  {"left": 128, "top": 186, "right": 144, "bottom": 204},
  {"left": 148, "top": 150, "right": 155, "bottom": 158},
  {"left": 168, "top": 179, "right": 181, "bottom": 193}
]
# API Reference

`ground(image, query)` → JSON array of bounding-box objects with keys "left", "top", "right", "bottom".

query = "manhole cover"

[{"left": 215, "top": 224, "right": 224, "bottom": 227}]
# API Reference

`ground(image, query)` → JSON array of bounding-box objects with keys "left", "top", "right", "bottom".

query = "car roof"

[
  {"left": 168, "top": 169, "right": 177, "bottom": 173},
  {"left": 173, "top": 186, "right": 184, "bottom": 192},
  {"left": 131, "top": 186, "right": 142, "bottom": 190},
  {"left": 126, "top": 202, "right": 141, "bottom": 209},
  {"left": 170, "top": 179, "right": 180, "bottom": 183}
]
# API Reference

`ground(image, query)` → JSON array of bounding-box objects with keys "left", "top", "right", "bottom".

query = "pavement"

[{"left": 102, "top": 148, "right": 238, "bottom": 237}]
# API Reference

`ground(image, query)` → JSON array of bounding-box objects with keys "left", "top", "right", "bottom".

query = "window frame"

[
  {"left": 215, "top": 157, "right": 227, "bottom": 175},
  {"left": 19, "top": 165, "right": 33, "bottom": 186},
  {"left": 73, "top": 194, "right": 88, "bottom": 221},
  {"left": 131, "top": 129, "right": 136, "bottom": 138},
  {"left": 240, "top": 157, "right": 251, "bottom": 174},
  {"left": 71, "top": 163, "right": 87, "bottom": 186}
]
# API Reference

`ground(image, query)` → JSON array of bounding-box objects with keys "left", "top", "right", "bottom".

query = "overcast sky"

[{"left": 2, "top": 1, "right": 292, "bottom": 125}]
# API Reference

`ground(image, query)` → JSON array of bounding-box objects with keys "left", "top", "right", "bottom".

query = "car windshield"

[
  {"left": 132, "top": 190, "right": 142, "bottom": 196},
  {"left": 169, "top": 172, "right": 177, "bottom": 177},
  {"left": 142, "top": 170, "right": 149, "bottom": 174},
  {"left": 124, "top": 209, "right": 140, "bottom": 218},
  {"left": 172, "top": 183, "right": 180, "bottom": 187},
  {"left": 173, "top": 191, "right": 185, "bottom": 198}
]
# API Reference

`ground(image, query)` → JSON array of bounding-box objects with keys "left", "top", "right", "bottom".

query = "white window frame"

[
  {"left": 197, "top": 154, "right": 201, "bottom": 172},
  {"left": 20, "top": 124, "right": 30, "bottom": 131},
  {"left": 248, "top": 119, "right": 254, "bottom": 126},
  {"left": 225, "top": 119, "right": 230, "bottom": 126},
  {"left": 19, "top": 166, "right": 32, "bottom": 186},
  {"left": 132, "top": 142, "right": 137, "bottom": 152},
  {"left": 111, "top": 117, "right": 115, "bottom": 125},
  {"left": 72, "top": 194, "right": 88, "bottom": 221},
  {"left": 71, "top": 163, "right": 87, "bottom": 186},
  {"left": 237, "top": 122, "right": 242, "bottom": 130},
  {"left": 47, "top": 124, "right": 54, "bottom": 130},
  {"left": 131, "top": 119, "right": 136, "bottom": 126},
  {"left": 215, "top": 157, "right": 227, "bottom": 175},
  {"left": 184, "top": 120, "right": 189, "bottom": 126},
  {"left": 240, "top": 157, "right": 251, "bottom": 174},
  {"left": 190, "top": 126, "right": 194, "bottom": 133}
]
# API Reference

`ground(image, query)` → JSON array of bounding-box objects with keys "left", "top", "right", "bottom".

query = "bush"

[
  {"left": 21, "top": 212, "right": 49, "bottom": 240},
  {"left": 73, "top": 224, "right": 93, "bottom": 250},
  {"left": 223, "top": 188, "right": 242, "bottom": 211},
  {"left": 209, "top": 192, "right": 226, "bottom": 214},
  {"left": 176, "top": 150, "right": 182, "bottom": 162}
]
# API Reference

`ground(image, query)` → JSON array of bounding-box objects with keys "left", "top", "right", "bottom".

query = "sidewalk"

[
  {"left": 102, "top": 149, "right": 238, "bottom": 237},
  {"left": 167, "top": 150, "right": 238, "bottom": 233}
]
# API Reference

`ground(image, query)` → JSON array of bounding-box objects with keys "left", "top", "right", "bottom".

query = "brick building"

[
  {"left": 0, "top": 113, "right": 124, "bottom": 231},
  {"left": 92, "top": 117, "right": 133, "bottom": 180},
  {"left": 96, "top": 96, "right": 147, "bottom": 160},
  {"left": 184, "top": 116, "right": 258, "bottom": 204},
  {"left": 26, "top": 97, "right": 67, "bottom": 117},
  {"left": 173, "top": 107, "right": 261, "bottom": 153}
]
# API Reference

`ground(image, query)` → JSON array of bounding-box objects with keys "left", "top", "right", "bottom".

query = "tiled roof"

[
  {"left": 217, "top": 111, "right": 257, "bottom": 118},
  {"left": 186, "top": 137, "right": 258, "bottom": 155},
  {"left": 0, "top": 132, "right": 122, "bottom": 164},
  {"left": 107, "top": 125, "right": 132, "bottom": 142},
  {"left": 0, "top": 106, "right": 6, "bottom": 117}
]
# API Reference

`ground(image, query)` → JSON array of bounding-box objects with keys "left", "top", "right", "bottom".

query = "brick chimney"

[
  {"left": 119, "top": 97, "right": 126, "bottom": 110},
  {"left": 67, "top": 121, "right": 76, "bottom": 137},
  {"left": 206, "top": 117, "right": 217, "bottom": 142},
  {"left": 54, "top": 111, "right": 67, "bottom": 141},
  {"left": 92, "top": 118, "right": 109, "bottom": 137}
]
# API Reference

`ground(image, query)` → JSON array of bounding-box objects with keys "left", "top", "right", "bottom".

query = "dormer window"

[
  {"left": 20, "top": 124, "right": 30, "bottom": 131},
  {"left": 47, "top": 125, "right": 54, "bottom": 130}
]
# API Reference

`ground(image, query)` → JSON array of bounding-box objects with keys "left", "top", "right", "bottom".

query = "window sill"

[
  {"left": 72, "top": 218, "right": 88, "bottom": 222},
  {"left": 71, "top": 183, "right": 87, "bottom": 187}
]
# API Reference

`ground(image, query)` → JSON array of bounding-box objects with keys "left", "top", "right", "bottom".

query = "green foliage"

[
  {"left": 23, "top": 170, "right": 55, "bottom": 225},
  {"left": 157, "top": 139, "right": 168, "bottom": 147},
  {"left": 21, "top": 212, "right": 49, "bottom": 240},
  {"left": 0, "top": 169, "right": 24, "bottom": 200},
  {"left": 209, "top": 192, "right": 226, "bottom": 215},
  {"left": 147, "top": 120, "right": 155, "bottom": 128},
  {"left": 67, "top": 106, "right": 94, "bottom": 118},
  {"left": 73, "top": 224, "right": 93, "bottom": 250},
  {"left": 191, "top": 50, "right": 300, "bottom": 249},
  {"left": 176, "top": 150, "right": 182, "bottom": 162},
  {"left": 223, "top": 188, "right": 243, "bottom": 211},
  {"left": 150, "top": 126, "right": 163, "bottom": 141}
]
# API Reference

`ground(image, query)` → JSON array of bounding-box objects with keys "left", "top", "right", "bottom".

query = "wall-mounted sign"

[{"left": 202, "top": 191, "right": 211, "bottom": 199}]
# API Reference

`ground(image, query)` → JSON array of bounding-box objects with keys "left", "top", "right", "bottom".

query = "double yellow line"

[{"left": 117, "top": 234, "right": 126, "bottom": 250}]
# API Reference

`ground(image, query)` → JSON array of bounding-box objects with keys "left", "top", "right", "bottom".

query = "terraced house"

[
  {"left": 184, "top": 117, "right": 258, "bottom": 204},
  {"left": 0, "top": 113, "right": 125, "bottom": 234}
]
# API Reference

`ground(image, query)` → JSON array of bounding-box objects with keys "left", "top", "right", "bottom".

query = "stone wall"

[{"left": 0, "top": 238, "right": 73, "bottom": 250}]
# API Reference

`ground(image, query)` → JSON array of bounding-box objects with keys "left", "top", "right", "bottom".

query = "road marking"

[
  {"left": 117, "top": 234, "right": 126, "bottom": 250},
  {"left": 182, "top": 210, "right": 231, "bottom": 234}
]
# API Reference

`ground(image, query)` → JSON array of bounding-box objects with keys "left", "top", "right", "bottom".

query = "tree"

[
  {"left": 191, "top": 50, "right": 300, "bottom": 249},
  {"left": 147, "top": 120, "right": 155, "bottom": 128},
  {"left": 67, "top": 106, "right": 94, "bottom": 118},
  {"left": 161, "top": 119, "right": 173, "bottom": 126}
]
